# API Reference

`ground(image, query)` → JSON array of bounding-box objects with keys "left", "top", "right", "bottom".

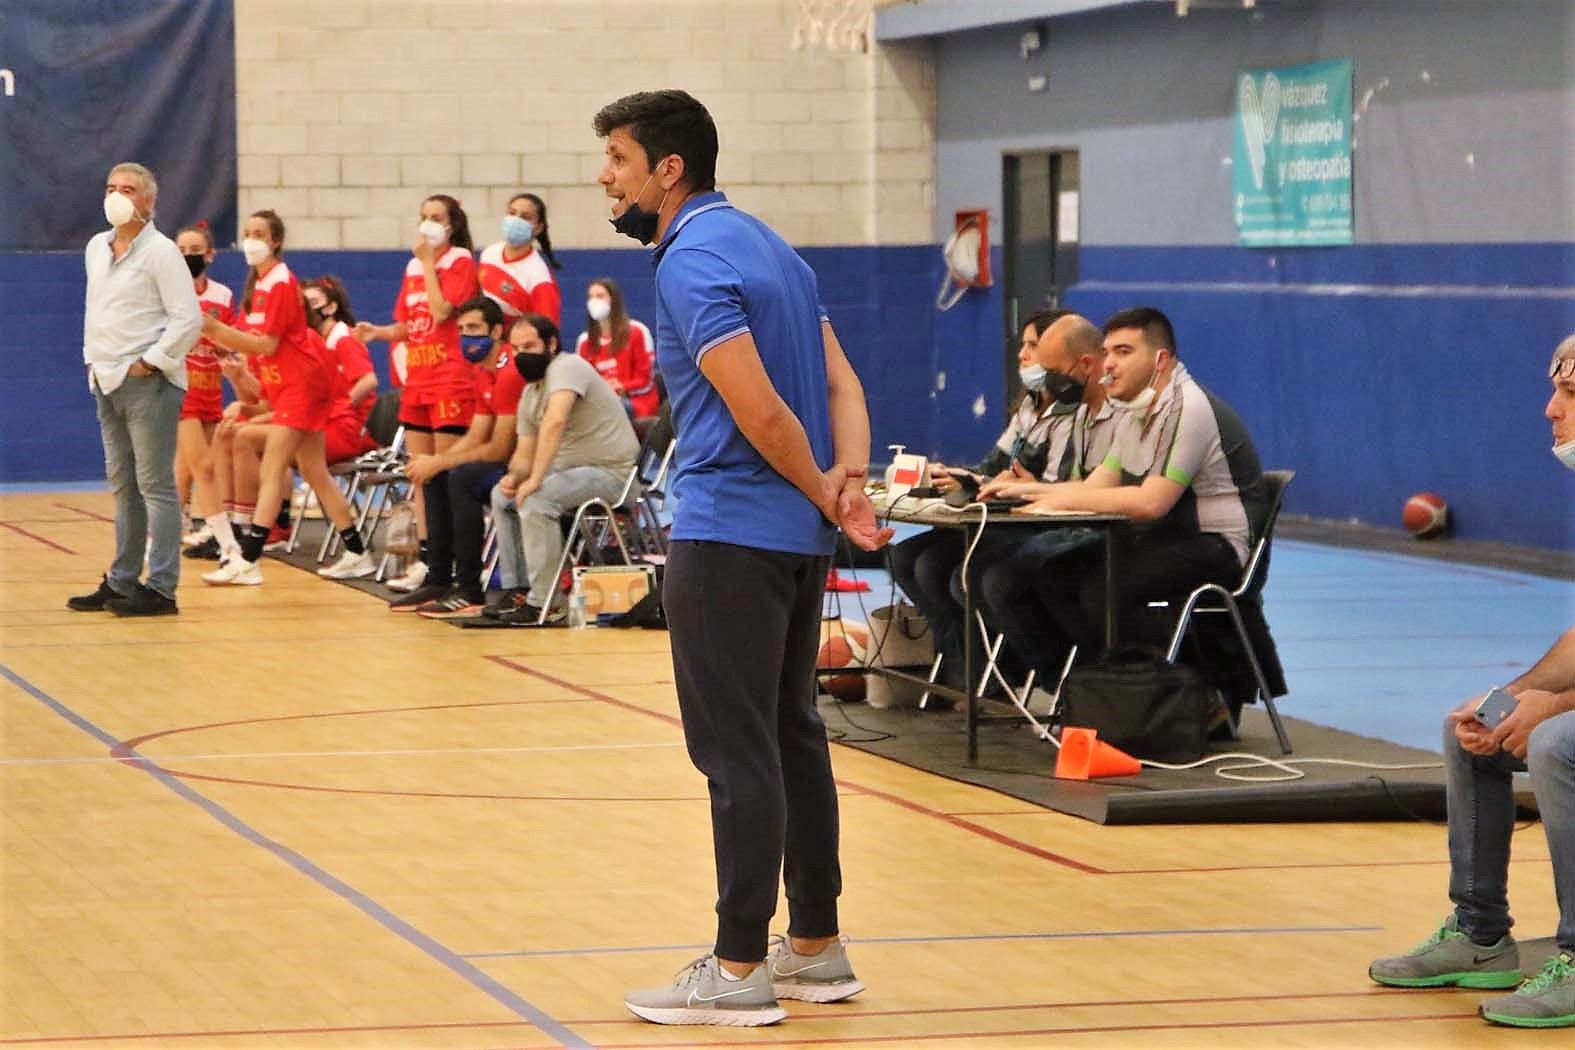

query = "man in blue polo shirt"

[{"left": 593, "top": 89, "right": 891, "bottom": 1028}]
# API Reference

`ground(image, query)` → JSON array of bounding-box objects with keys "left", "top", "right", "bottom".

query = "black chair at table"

[{"left": 1154, "top": 468, "right": 1295, "bottom": 754}]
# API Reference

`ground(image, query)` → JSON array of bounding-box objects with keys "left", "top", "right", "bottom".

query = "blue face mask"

[
  {"left": 500, "top": 215, "right": 533, "bottom": 247},
  {"left": 459, "top": 334, "right": 493, "bottom": 363}
]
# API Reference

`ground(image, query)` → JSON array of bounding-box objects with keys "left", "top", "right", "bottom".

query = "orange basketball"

[
  {"left": 817, "top": 636, "right": 866, "bottom": 701},
  {"left": 1402, "top": 492, "right": 1450, "bottom": 539}
]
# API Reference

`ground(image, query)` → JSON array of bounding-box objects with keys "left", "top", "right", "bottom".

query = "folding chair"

[
  {"left": 283, "top": 389, "right": 404, "bottom": 561},
  {"left": 532, "top": 419, "right": 675, "bottom": 625},
  {"left": 1153, "top": 469, "right": 1296, "bottom": 754}
]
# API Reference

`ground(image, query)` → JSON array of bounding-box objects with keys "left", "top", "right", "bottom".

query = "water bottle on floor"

[{"left": 568, "top": 576, "right": 588, "bottom": 629}]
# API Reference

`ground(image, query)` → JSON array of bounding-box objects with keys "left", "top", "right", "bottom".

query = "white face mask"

[
  {"left": 586, "top": 297, "right": 612, "bottom": 323},
  {"left": 1103, "top": 353, "right": 1164, "bottom": 412},
  {"left": 241, "top": 237, "right": 271, "bottom": 267},
  {"left": 103, "top": 192, "right": 136, "bottom": 228},
  {"left": 1554, "top": 439, "right": 1575, "bottom": 472},
  {"left": 1017, "top": 364, "right": 1047, "bottom": 391},
  {"left": 1107, "top": 385, "right": 1156, "bottom": 413},
  {"left": 418, "top": 219, "right": 447, "bottom": 246}
]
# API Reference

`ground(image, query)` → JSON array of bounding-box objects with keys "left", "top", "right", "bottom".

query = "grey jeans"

[
  {"left": 488, "top": 465, "right": 628, "bottom": 605},
  {"left": 1447, "top": 708, "right": 1575, "bottom": 952},
  {"left": 94, "top": 372, "right": 184, "bottom": 599}
]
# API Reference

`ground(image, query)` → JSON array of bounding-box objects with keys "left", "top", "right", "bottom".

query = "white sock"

[
  {"left": 717, "top": 965, "right": 745, "bottom": 982},
  {"left": 208, "top": 513, "right": 238, "bottom": 552}
]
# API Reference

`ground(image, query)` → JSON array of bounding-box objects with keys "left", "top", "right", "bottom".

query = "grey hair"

[
  {"left": 108, "top": 161, "right": 158, "bottom": 199},
  {"left": 1554, "top": 333, "right": 1575, "bottom": 367}
]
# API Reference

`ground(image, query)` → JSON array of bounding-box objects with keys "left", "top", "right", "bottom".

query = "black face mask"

[
  {"left": 1043, "top": 369, "right": 1086, "bottom": 406},
  {"left": 611, "top": 202, "right": 660, "bottom": 246},
  {"left": 610, "top": 172, "right": 665, "bottom": 245},
  {"left": 184, "top": 253, "right": 208, "bottom": 278},
  {"left": 514, "top": 351, "right": 551, "bottom": 383}
]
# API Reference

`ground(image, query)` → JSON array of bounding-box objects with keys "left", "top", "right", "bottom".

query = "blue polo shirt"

[{"left": 653, "top": 192, "right": 836, "bottom": 556}]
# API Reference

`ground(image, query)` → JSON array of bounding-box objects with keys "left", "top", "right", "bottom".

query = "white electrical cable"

[{"left": 1138, "top": 751, "right": 1440, "bottom": 783}]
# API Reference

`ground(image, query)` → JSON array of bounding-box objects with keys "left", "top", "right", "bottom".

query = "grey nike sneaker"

[
  {"left": 1369, "top": 916, "right": 1522, "bottom": 989},
  {"left": 623, "top": 954, "right": 787, "bottom": 1027},
  {"left": 767, "top": 935, "right": 865, "bottom": 1002},
  {"left": 1479, "top": 951, "right": 1575, "bottom": 1028}
]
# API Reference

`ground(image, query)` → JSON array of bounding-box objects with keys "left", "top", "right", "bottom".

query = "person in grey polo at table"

[{"left": 68, "top": 162, "right": 201, "bottom": 617}]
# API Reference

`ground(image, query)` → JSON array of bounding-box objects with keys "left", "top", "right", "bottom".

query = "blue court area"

[
  {"left": 834, "top": 525, "right": 1573, "bottom": 755},
  {"left": 1261, "top": 541, "right": 1571, "bottom": 752}
]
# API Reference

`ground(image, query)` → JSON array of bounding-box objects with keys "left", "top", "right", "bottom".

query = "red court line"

[
  {"left": 0, "top": 517, "right": 97, "bottom": 525},
  {"left": 484, "top": 654, "right": 1502, "bottom": 878},
  {"left": 109, "top": 696, "right": 713, "bottom": 803},
  {"left": 588, "top": 1010, "right": 1473, "bottom": 1047},
  {"left": 54, "top": 502, "right": 114, "bottom": 523},
  {"left": 113, "top": 697, "right": 593, "bottom": 755},
  {"left": 485, "top": 654, "right": 1104, "bottom": 875},
  {"left": 0, "top": 523, "right": 75, "bottom": 555},
  {"left": 0, "top": 989, "right": 1458, "bottom": 1044},
  {"left": 560, "top": 987, "right": 1437, "bottom": 1025},
  {"left": 120, "top": 764, "right": 715, "bottom": 804},
  {"left": 0, "top": 1020, "right": 532, "bottom": 1046},
  {"left": 486, "top": 654, "right": 685, "bottom": 729}
]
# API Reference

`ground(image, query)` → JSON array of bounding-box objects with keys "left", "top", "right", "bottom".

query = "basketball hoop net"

[{"left": 790, "top": 0, "right": 873, "bottom": 53}]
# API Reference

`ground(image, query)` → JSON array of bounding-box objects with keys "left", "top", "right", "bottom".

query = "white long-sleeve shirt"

[{"left": 82, "top": 222, "right": 201, "bottom": 394}]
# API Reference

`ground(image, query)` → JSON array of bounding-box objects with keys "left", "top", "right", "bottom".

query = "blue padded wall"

[{"left": 6, "top": 242, "right": 1570, "bottom": 553}]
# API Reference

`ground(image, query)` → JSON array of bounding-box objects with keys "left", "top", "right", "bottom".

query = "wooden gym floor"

[{"left": 0, "top": 489, "right": 1559, "bottom": 1048}]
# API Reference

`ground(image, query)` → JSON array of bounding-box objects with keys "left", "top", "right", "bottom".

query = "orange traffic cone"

[{"left": 1054, "top": 726, "right": 1142, "bottom": 780}]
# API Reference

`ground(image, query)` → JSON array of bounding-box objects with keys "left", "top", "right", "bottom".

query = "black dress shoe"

[
  {"left": 106, "top": 584, "right": 179, "bottom": 617},
  {"left": 67, "top": 576, "right": 124, "bottom": 612}
]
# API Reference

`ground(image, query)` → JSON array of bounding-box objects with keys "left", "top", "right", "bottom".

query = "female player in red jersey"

[
  {"left": 303, "top": 276, "right": 379, "bottom": 464},
  {"left": 173, "top": 222, "right": 242, "bottom": 562},
  {"left": 354, "top": 194, "right": 479, "bottom": 592},
  {"left": 199, "top": 210, "right": 374, "bottom": 585},
  {"left": 574, "top": 277, "right": 659, "bottom": 420},
  {"left": 476, "top": 191, "right": 563, "bottom": 326}
]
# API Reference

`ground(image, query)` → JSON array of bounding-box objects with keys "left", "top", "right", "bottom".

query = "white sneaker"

[
  {"left": 202, "top": 557, "right": 263, "bottom": 586},
  {"left": 181, "top": 524, "right": 213, "bottom": 548},
  {"left": 318, "top": 550, "right": 375, "bottom": 579},
  {"left": 385, "top": 561, "right": 429, "bottom": 593}
]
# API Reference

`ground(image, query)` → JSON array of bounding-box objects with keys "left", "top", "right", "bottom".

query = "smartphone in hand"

[{"left": 1473, "top": 687, "right": 1519, "bottom": 729}]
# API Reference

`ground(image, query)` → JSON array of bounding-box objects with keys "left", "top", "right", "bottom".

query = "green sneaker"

[
  {"left": 1369, "top": 916, "right": 1522, "bottom": 989},
  {"left": 767, "top": 935, "right": 865, "bottom": 1002},
  {"left": 1479, "top": 951, "right": 1575, "bottom": 1028},
  {"left": 623, "top": 954, "right": 787, "bottom": 1027}
]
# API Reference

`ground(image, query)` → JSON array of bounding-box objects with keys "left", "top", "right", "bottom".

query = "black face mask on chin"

[
  {"left": 514, "top": 351, "right": 551, "bottom": 383},
  {"left": 1042, "top": 369, "right": 1086, "bottom": 406},
  {"left": 609, "top": 171, "right": 668, "bottom": 245}
]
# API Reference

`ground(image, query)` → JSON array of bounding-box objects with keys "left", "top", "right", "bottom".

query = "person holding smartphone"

[{"left": 1369, "top": 333, "right": 1575, "bottom": 1029}]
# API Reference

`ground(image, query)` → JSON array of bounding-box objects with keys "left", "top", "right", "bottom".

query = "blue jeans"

[
  {"left": 94, "top": 373, "right": 184, "bottom": 599},
  {"left": 488, "top": 465, "right": 628, "bottom": 604},
  {"left": 1446, "top": 708, "right": 1575, "bottom": 952}
]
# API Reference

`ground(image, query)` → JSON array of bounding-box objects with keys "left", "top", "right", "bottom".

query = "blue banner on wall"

[
  {"left": 1233, "top": 59, "right": 1353, "bottom": 247},
  {"left": 0, "top": 0, "right": 236, "bottom": 251}
]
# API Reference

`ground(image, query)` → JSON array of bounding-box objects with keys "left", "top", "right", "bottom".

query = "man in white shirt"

[{"left": 68, "top": 162, "right": 201, "bottom": 617}]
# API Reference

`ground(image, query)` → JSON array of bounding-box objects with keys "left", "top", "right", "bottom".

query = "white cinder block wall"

[{"left": 234, "top": 0, "right": 934, "bottom": 250}]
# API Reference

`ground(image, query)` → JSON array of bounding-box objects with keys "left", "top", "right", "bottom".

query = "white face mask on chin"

[
  {"left": 1104, "top": 353, "right": 1166, "bottom": 412},
  {"left": 1554, "top": 438, "right": 1575, "bottom": 472}
]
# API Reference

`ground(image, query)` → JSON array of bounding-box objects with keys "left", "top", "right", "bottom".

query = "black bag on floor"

[
  {"left": 1058, "top": 646, "right": 1212, "bottom": 763},
  {"left": 605, "top": 585, "right": 666, "bottom": 629}
]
